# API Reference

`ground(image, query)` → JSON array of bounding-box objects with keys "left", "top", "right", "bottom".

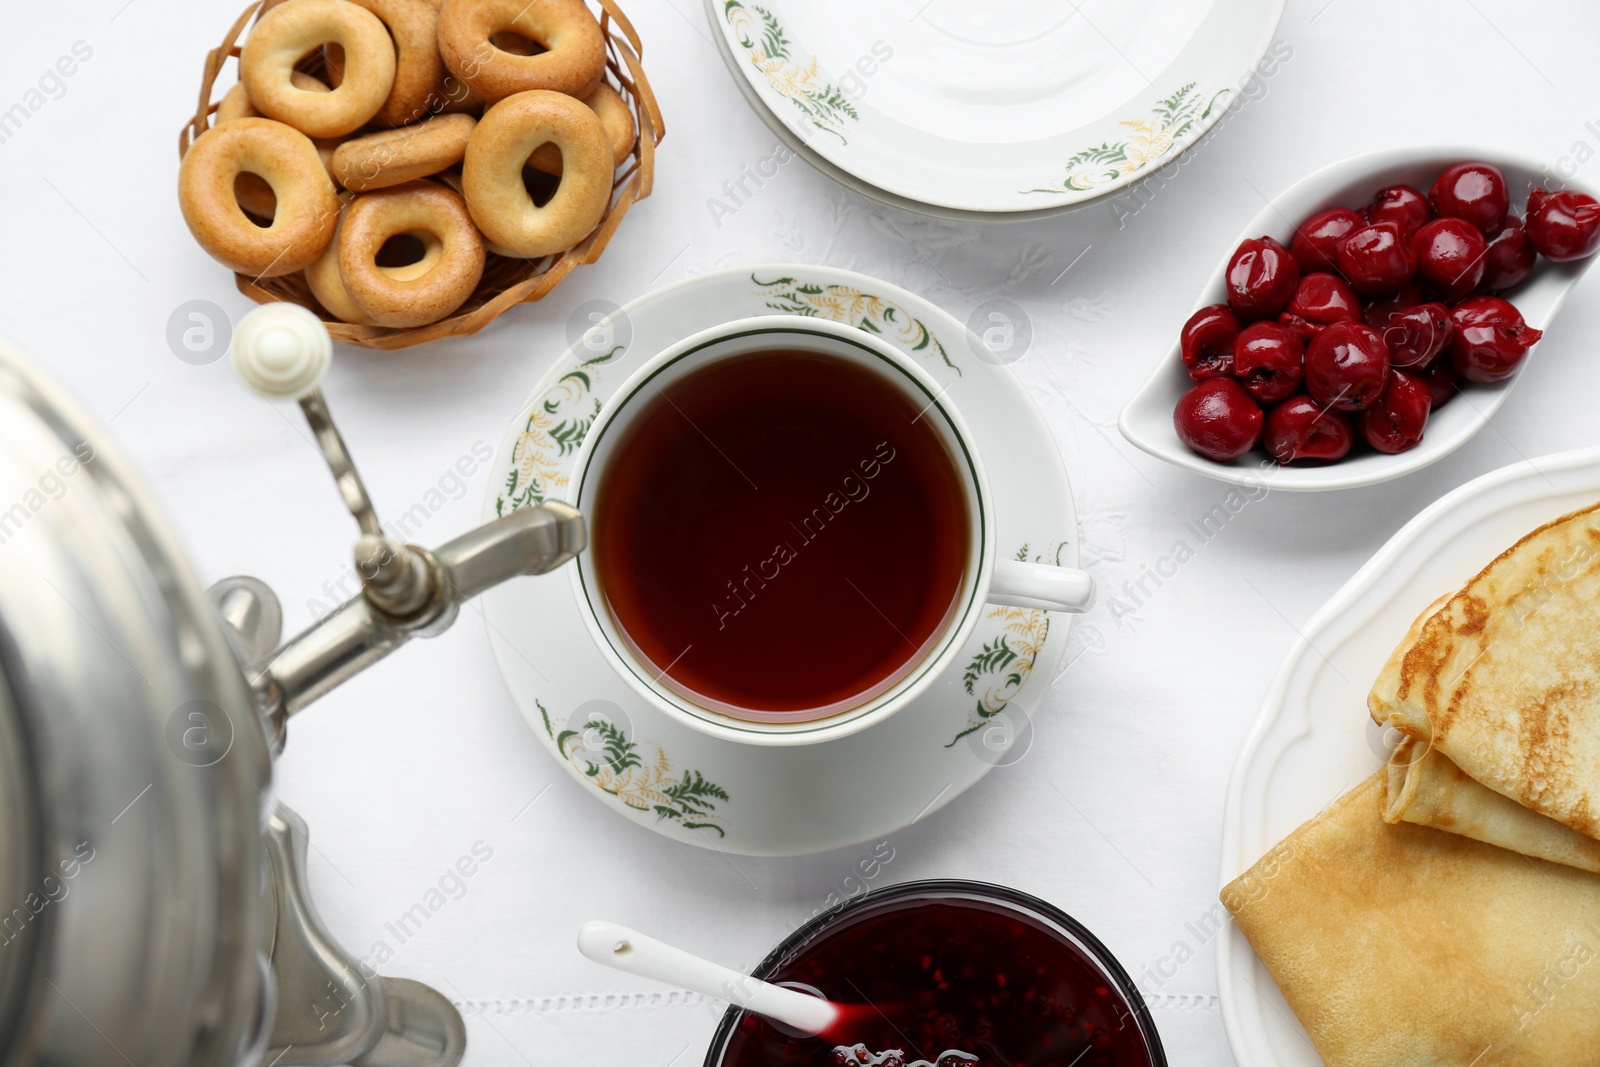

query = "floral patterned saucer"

[
  {"left": 704, "top": 0, "right": 1285, "bottom": 219},
  {"left": 480, "top": 266, "right": 1079, "bottom": 856}
]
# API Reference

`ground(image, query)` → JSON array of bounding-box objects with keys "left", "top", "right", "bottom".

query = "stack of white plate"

[{"left": 705, "top": 0, "right": 1286, "bottom": 221}]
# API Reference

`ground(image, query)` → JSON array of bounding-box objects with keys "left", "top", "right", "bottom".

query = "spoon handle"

[{"left": 577, "top": 921, "right": 836, "bottom": 1035}]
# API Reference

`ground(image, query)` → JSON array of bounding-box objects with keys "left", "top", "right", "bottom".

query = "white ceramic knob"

[{"left": 232, "top": 304, "right": 331, "bottom": 400}]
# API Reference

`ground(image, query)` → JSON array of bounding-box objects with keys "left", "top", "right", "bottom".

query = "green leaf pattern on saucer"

[
  {"left": 723, "top": 1, "right": 860, "bottom": 144},
  {"left": 538, "top": 699, "right": 732, "bottom": 836},
  {"left": 945, "top": 542, "right": 1069, "bottom": 747},
  {"left": 495, "top": 349, "right": 621, "bottom": 516},
  {"left": 1028, "top": 83, "right": 1231, "bottom": 194}
]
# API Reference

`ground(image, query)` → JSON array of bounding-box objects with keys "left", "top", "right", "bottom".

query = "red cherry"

[
  {"left": 1366, "top": 300, "right": 1452, "bottom": 368},
  {"left": 1359, "top": 370, "right": 1432, "bottom": 454},
  {"left": 1291, "top": 208, "right": 1363, "bottom": 274},
  {"left": 1480, "top": 215, "right": 1536, "bottom": 291},
  {"left": 1174, "top": 378, "right": 1263, "bottom": 461},
  {"left": 1226, "top": 236, "right": 1300, "bottom": 321},
  {"left": 1525, "top": 188, "right": 1600, "bottom": 262},
  {"left": 1263, "top": 396, "right": 1354, "bottom": 464},
  {"left": 1305, "top": 321, "right": 1391, "bottom": 410},
  {"left": 1365, "top": 185, "right": 1432, "bottom": 239},
  {"left": 1429, "top": 162, "right": 1509, "bottom": 234},
  {"left": 1286, "top": 272, "right": 1361, "bottom": 324},
  {"left": 1336, "top": 222, "right": 1417, "bottom": 296},
  {"left": 1448, "top": 295, "right": 1543, "bottom": 383},
  {"left": 1233, "top": 322, "right": 1304, "bottom": 404},
  {"left": 1278, "top": 272, "right": 1362, "bottom": 344},
  {"left": 1411, "top": 218, "right": 1488, "bottom": 301},
  {"left": 1179, "top": 304, "right": 1241, "bottom": 381},
  {"left": 1426, "top": 360, "right": 1460, "bottom": 408},
  {"left": 1363, "top": 285, "right": 1426, "bottom": 325}
]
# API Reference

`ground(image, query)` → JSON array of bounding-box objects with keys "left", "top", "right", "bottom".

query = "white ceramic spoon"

[
  {"left": 578, "top": 923, "right": 984, "bottom": 1067},
  {"left": 1119, "top": 145, "right": 1600, "bottom": 491},
  {"left": 576, "top": 921, "right": 843, "bottom": 1036}
]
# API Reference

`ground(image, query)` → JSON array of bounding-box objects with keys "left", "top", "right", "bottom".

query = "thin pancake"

[
  {"left": 1387, "top": 740, "right": 1600, "bottom": 874},
  {"left": 1223, "top": 773, "right": 1600, "bottom": 1067},
  {"left": 1369, "top": 501, "right": 1600, "bottom": 840}
]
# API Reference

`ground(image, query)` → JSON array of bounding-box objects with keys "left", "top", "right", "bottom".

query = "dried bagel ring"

[
  {"left": 304, "top": 206, "right": 372, "bottom": 324},
  {"left": 241, "top": 0, "right": 397, "bottom": 138},
  {"left": 217, "top": 74, "right": 337, "bottom": 218},
  {"left": 344, "top": 0, "right": 450, "bottom": 127},
  {"left": 462, "top": 90, "right": 610, "bottom": 258},
  {"left": 217, "top": 70, "right": 328, "bottom": 124},
  {"left": 217, "top": 82, "right": 259, "bottom": 124},
  {"left": 216, "top": 84, "right": 275, "bottom": 217},
  {"left": 179, "top": 118, "right": 339, "bottom": 277},
  {"left": 331, "top": 113, "right": 477, "bottom": 191},
  {"left": 437, "top": 0, "right": 606, "bottom": 103},
  {"left": 528, "top": 83, "right": 632, "bottom": 175},
  {"left": 337, "top": 181, "right": 485, "bottom": 327}
]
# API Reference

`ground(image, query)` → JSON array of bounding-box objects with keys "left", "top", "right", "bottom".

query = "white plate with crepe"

[
  {"left": 704, "top": 0, "right": 1285, "bottom": 219},
  {"left": 481, "top": 264, "right": 1080, "bottom": 856},
  {"left": 1217, "top": 444, "right": 1600, "bottom": 1065}
]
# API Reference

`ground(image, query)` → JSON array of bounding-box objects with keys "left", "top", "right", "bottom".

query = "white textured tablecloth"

[{"left": 4, "top": 1, "right": 1599, "bottom": 1063}]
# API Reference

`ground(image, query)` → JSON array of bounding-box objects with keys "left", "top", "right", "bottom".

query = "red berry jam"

[{"left": 711, "top": 885, "right": 1162, "bottom": 1067}]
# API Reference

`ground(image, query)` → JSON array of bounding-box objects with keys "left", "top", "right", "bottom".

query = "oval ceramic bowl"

[{"left": 1119, "top": 146, "right": 1600, "bottom": 491}]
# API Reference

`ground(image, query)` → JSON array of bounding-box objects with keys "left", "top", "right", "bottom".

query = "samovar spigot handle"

[{"left": 225, "top": 305, "right": 586, "bottom": 744}]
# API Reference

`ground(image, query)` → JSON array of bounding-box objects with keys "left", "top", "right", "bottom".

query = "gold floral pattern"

[
  {"left": 1027, "top": 83, "right": 1230, "bottom": 194},
  {"left": 723, "top": 2, "right": 860, "bottom": 143},
  {"left": 946, "top": 542, "right": 1066, "bottom": 746},
  {"left": 537, "top": 699, "right": 730, "bottom": 836},
  {"left": 494, "top": 350, "right": 620, "bottom": 516},
  {"left": 753, "top": 273, "right": 958, "bottom": 373}
]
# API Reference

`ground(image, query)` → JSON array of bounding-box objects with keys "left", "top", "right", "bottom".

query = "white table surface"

[{"left": 4, "top": 1, "right": 1598, "bottom": 1063}]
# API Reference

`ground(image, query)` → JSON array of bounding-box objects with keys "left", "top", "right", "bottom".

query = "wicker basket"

[{"left": 179, "top": 0, "right": 664, "bottom": 350}]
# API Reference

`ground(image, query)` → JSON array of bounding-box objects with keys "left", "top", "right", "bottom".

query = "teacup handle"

[{"left": 988, "top": 560, "right": 1094, "bottom": 614}]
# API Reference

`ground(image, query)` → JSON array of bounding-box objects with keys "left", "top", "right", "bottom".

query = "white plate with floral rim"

[
  {"left": 1215, "top": 444, "right": 1600, "bottom": 1065},
  {"left": 480, "top": 264, "right": 1080, "bottom": 856},
  {"left": 703, "top": 0, "right": 1285, "bottom": 219}
]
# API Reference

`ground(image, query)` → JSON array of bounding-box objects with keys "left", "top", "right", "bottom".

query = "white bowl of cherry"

[{"left": 1119, "top": 146, "right": 1600, "bottom": 491}]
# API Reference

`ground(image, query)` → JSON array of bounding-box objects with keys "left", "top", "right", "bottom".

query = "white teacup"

[{"left": 567, "top": 315, "right": 1092, "bottom": 747}]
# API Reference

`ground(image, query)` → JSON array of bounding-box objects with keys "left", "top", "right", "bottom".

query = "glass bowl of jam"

[{"left": 705, "top": 880, "right": 1165, "bottom": 1067}]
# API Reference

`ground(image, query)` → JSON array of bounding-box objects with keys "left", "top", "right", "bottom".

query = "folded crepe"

[
  {"left": 1369, "top": 501, "right": 1600, "bottom": 847},
  {"left": 1387, "top": 739, "right": 1600, "bottom": 874},
  {"left": 1222, "top": 773, "right": 1600, "bottom": 1067}
]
